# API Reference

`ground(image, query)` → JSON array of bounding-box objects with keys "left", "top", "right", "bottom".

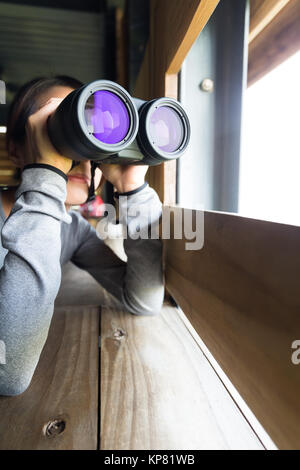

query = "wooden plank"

[
  {"left": 134, "top": 0, "right": 219, "bottom": 205},
  {"left": 165, "top": 0, "right": 221, "bottom": 75},
  {"left": 164, "top": 207, "right": 300, "bottom": 449},
  {"left": 249, "top": 0, "right": 291, "bottom": 43},
  {"left": 135, "top": 0, "right": 220, "bottom": 97},
  {"left": 100, "top": 304, "right": 264, "bottom": 450},
  {"left": 248, "top": 0, "right": 300, "bottom": 86},
  {"left": 0, "top": 305, "right": 99, "bottom": 450}
]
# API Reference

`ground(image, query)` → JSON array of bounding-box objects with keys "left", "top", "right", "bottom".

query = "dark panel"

[
  {"left": 0, "top": 2, "right": 106, "bottom": 121},
  {"left": 0, "top": 0, "right": 106, "bottom": 12},
  {"left": 127, "top": 0, "right": 149, "bottom": 94}
]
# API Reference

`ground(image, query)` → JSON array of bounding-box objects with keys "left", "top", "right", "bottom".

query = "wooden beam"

[
  {"left": 249, "top": 0, "right": 292, "bottom": 43},
  {"left": 100, "top": 304, "right": 263, "bottom": 450},
  {"left": 135, "top": 0, "right": 220, "bottom": 97},
  {"left": 134, "top": 0, "right": 219, "bottom": 204},
  {"left": 164, "top": 207, "right": 300, "bottom": 449},
  {"left": 0, "top": 306, "right": 99, "bottom": 450},
  {"left": 248, "top": 0, "right": 300, "bottom": 86},
  {"left": 155, "top": 0, "right": 221, "bottom": 77}
]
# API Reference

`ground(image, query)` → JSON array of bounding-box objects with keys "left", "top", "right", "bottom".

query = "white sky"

[{"left": 239, "top": 50, "right": 300, "bottom": 226}]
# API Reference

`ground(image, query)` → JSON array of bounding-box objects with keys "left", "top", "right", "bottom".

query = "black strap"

[
  {"left": 85, "top": 161, "right": 98, "bottom": 203},
  {"left": 114, "top": 181, "right": 148, "bottom": 199}
]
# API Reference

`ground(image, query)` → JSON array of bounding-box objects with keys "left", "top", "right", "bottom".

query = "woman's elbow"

[
  {"left": 125, "top": 290, "right": 164, "bottom": 317},
  {"left": 130, "top": 306, "right": 161, "bottom": 317}
]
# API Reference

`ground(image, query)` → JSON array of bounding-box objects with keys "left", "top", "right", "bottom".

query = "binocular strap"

[{"left": 85, "top": 161, "right": 98, "bottom": 203}]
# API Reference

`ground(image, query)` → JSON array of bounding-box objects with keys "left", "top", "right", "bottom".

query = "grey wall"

[{"left": 0, "top": 1, "right": 107, "bottom": 123}]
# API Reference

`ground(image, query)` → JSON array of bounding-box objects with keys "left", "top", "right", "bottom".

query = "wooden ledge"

[
  {"left": 0, "top": 303, "right": 263, "bottom": 450},
  {"left": 0, "top": 305, "right": 99, "bottom": 450}
]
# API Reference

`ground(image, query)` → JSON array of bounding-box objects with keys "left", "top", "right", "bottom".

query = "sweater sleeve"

[
  {"left": 0, "top": 166, "right": 72, "bottom": 396},
  {"left": 71, "top": 184, "right": 165, "bottom": 316}
]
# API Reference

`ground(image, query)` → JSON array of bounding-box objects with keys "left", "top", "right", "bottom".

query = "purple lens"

[
  {"left": 149, "top": 106, "right": 184, "bottom": 153},
  {"left": 84, "top": 90, "right": 130, "bottom": 144}
]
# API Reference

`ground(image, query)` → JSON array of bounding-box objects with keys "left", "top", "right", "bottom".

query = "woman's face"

[
  {"left": 18, "top": 85, "right": 102, "bottom": 206},
  {"left": 66, "top": 159, "right": 102, "bottom": 206}
]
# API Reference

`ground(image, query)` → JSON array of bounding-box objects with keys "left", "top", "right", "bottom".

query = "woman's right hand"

[{"left": 25, "top": 98, "right": 73, "bottom": 174}]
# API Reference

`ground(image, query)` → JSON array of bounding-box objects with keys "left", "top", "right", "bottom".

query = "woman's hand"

[
  {"left": 98, "top": 163, "right": 148, "bottom": 193},
  {"left": 25, "top": 98, "right": 73, "bottom": 174}
]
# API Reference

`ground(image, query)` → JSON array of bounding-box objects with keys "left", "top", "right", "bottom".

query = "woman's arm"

[
  {"left": 71, "top": 183, "right": 165, "bottom": 316},
  {"left": 0, "top": 166, "right": 72, "bottom": 396},
  {"left": 0, "top": 97, "right": 73, "bottom": 396}
]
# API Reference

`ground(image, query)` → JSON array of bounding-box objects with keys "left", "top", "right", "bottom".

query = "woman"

[{"left": 0, "top": 76, "right": 164, "bottom": 396}]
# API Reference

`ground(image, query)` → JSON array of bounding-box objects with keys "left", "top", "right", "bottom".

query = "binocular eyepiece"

[{"left": 47, "top": 80, "right": 191, "bottom": 168}]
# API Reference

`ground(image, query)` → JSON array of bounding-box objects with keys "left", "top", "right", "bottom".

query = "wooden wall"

[{"left": 164, "top": 208, "right": 300, "bottom": 449}]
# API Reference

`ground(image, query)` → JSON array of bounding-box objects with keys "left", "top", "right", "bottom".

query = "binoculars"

[{"left": 48, "top": 80, "right": 191, "bottom": 168}]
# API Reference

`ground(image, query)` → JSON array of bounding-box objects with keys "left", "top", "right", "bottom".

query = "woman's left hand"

[{"left": 98, "top": 163, "right": 148, "bottom": 193}]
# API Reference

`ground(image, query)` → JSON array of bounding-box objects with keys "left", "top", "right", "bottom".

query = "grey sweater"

[{"left": 0, "top": 165, "right": 164, "bottom": 396}]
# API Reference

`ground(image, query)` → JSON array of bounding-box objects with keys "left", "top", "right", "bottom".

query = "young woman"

[{"left": 0, "top": 76, "right": 164, "bottom": 396}]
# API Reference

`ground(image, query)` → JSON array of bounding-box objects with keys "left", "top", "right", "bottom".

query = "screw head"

[{"left": 200, "top": 78, "right": 214, "bottom": 93}]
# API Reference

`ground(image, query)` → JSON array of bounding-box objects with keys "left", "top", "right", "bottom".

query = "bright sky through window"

[{"left": 239, "top": 51, "right": 300, "bottom": 226}]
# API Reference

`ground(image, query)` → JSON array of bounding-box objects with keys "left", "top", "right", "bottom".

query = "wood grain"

[
  {"left": 0, "top": 305, "right": 99, "bottom": 450},
  {"left": 135, "top": 0, "right": 220, "bottom": 97},
  {"left": 164, "top": 207, "right": 300, "bottom": 449},
  {"left": 134, "top": 0, "right": 219, "bottom": 204},
  {"left": 100, "top": 305, "right": 263, "bottom": 450},
  {"left": 248, "top": 0, "right": 300, "bottom": 86},
  {"left": 249, "top": 0, "right": 291, "bottom": 43}
]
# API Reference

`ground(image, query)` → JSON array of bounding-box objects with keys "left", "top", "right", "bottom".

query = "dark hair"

[{"left": 6, "top": 75, "right": 83, "bottom": 153}]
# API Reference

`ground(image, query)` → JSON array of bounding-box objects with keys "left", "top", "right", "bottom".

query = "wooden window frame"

[
  {"left": 134, "top": 0, "right": 220, "bottom": 206},
  {"left": 132, "top": 0, "right": 300, "bottom": 449},
  {"left": 248, "top": 0, "right": 300, "bottom": 86}
]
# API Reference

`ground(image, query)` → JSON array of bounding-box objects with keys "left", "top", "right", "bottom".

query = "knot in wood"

[
  {"left": 113, "top": 328, "right": 126, "bottom": 339},
  {"left": 44, "top": 419, "right": 66, "bottom": 437}
]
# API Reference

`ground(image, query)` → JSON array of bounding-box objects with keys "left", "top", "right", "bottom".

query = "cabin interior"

[{"left": 0, "top": 0, "right": 300, "bottom": 451}]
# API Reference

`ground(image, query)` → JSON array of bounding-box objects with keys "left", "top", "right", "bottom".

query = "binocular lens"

[
  {"left": 149, "top": 106, "right": 184, "bottom": 153},
  {"left": 84, "top": 90, "right": 130, "bottom": 145},
  {"left": 48, "top": 80, "right": 190, "bottom": 167}
]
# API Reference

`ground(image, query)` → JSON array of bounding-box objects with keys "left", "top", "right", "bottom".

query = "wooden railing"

[{"left": 164, "top": 207, "right": 300, "bottom": 449}]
